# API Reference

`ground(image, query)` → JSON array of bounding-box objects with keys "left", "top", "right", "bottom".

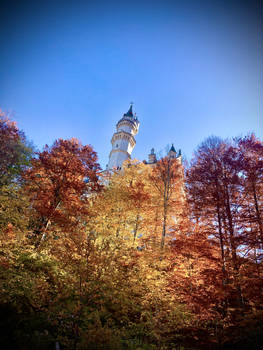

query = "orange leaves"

[
  {"left": 168, "top": 229, "right": 224, "bottom": 320},
  {"left": 127, "top": 179, "right": 150, "bottom": 206},
  {"left": 149, "top": 156, "right": 186, "bottom": 249},
  {"left": 23, "top": 138, "right": 101, "bottom": 241}
]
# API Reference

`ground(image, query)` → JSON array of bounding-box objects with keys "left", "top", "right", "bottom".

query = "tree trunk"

[
  {"left": 252, "top": 182, "right": 263, "bottom": 245},
  {"left": 224, "top": 182, "right": 244, "bottom": 307},
  {"left": 161, "top": 202, "right": 168, "bottom": 249},
  {"left": 133, "top": 214, "right": 140, "bottom": 245}
]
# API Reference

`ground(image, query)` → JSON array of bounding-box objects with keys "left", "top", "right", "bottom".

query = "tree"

[
  {"left": 119, "top": 161, "right": 151, "bottom": 245},
  {"left": 23, "top": 138, "right": 101, "bottom": 245},
  {"left": 0, "top": 110, "right": 32, "bottom": 187},
  {"left": 183, "top": 135, "right": 263, "bottom": 346},
  {"left": 237, "top": 134, "right": 263, "bottom": 247},
  {"left": 0, "top": 110, "right": 33, "bottom": 232},
  {"left": 150, "top": 155, "right": 184, "bottom": 249},
  {"left": 169, "top": 225, "right": 224, "bottom": 321},
  {"left": 87, "top": 160, "right": 152, "bottom": 248},
  {"left": 186, "top": 137, "right": 244, "bottom": 308}
]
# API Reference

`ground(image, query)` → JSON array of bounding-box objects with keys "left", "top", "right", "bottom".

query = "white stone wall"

[
  {"left": 113, "top": 136, "right": 129, "bottom": 151},
  {"left": 117, "top": 123, "right": 133, "bottom": 134},
  {"left": 114, "top": 137, "right": 134, "bottom": 154},
  {"left": 108, "top": 150, "right": 130, "bottom": 169}
]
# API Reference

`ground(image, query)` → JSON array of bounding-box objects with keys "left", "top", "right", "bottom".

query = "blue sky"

[{"left": 1, "top": 0, "right": 262, "bottom": 168}]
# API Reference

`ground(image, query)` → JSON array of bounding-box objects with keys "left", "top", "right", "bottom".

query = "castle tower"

[
  {"left": 168, "top": 144, "right": 177, "bottom": 159},
  {"left": 148, "top": 148, "right": 157, "bottom": 164},
  {"left": 107, "top": 104, "right": 140, "bottom": 170},
  {"left": 168, "top": 144, "right": 182, "bottom": 164}
]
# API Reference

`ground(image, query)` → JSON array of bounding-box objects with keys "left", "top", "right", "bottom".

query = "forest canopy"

[{"left": 0, "top": 111, "right": 263, "bottom": 350}]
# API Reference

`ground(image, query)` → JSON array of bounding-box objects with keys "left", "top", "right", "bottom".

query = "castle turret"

[
  {"left": 107, "top": 104, "right": 140, "bottom": 170},
  {"left": 148, "top": 148, "right": 157, "bottom": 164},
  {"left": 167, "top": 144, "right": 182, "bottom": 164},
  {"left": 168, "top": 144, "right": 177, "bottom": 159}
]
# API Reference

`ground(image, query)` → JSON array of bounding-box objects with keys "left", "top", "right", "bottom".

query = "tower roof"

[
  {"left": 117, "top": 103, "right": 139, "bottom": 128},
  {"left": 169, "top": 144, "right": 176, "bottom": 153},
  {"left": 124, "top": 104, "right": 134, "bottom": 117}
]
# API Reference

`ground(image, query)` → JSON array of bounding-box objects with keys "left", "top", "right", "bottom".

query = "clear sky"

[{"left": 1, "top": 0, "right": 262, "bottom": 168}]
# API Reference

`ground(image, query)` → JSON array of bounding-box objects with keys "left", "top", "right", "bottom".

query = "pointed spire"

[
  {"left": 169, "top": 144, "right": 176, "bottom": 153},
  {"left": 124, "top": 103, "right": 134, "bottom": 117}
]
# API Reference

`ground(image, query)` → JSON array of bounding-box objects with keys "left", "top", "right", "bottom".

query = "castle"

[{"left": 107, "top": 104, "right": 182, "bottom": 170}]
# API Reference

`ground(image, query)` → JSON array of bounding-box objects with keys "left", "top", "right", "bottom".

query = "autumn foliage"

[
  {"left": 0, "top": 112, "right": 263, "bottom": 350},
  {"left": 23, "top": 138, "right": 101, "bottom": 246}
]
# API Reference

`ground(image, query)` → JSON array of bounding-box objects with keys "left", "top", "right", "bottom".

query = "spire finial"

[{"left": 129, "top": 101, "right": 133, "bottom": 113}]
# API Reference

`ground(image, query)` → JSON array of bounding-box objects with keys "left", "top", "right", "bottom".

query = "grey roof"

[
  {"left": 124, "top": 104, "right": 133, "bottom": 117},
  {"left": 169, "top": 144, "right": 176, "bottom": 153}
]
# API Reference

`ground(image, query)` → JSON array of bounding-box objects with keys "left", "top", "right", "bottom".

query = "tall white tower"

[{"left": 107, "top": 104, "right": 140, "bottom": 170}]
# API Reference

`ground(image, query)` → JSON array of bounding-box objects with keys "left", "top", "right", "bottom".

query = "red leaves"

[
  {"left": 127, "top": 180, "right": 150, "bottom": 207},
  {"left": 184, "top": 135, "right": 263, "bottom": 323},
  {"left": 23, "top": 138, "right": 102, "bottom": 236}
]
